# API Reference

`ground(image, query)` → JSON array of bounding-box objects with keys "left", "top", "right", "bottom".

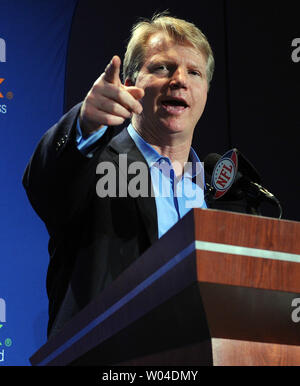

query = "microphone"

[{"left": 204, "top": 149, "right": 282, "bottom": 219}]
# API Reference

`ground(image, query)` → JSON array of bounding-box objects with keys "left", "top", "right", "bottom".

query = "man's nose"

[{"left": 169, "top": 68, "right": 187, "bottom": 89}]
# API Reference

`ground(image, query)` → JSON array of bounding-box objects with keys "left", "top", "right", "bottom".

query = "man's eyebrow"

[
  {"left": 146, "top": 58, "right": 205, "bottom": 73},
  {"left": 147, "top": 58, "right": 172, "bottom": 65},
  {"left": 148, "top": 57, "right": 203, "bottom": 66},
  {"left": 187, "top": 59, "right": 205, "bottom": 69}
]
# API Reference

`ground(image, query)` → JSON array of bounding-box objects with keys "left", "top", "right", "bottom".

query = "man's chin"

[{"left": 159, "top": 118, "right": 192, "bottom": 134}]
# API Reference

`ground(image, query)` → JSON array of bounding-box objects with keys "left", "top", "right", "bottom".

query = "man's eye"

[
  {"left": 189, "top": 70, "right": 201, "bottom": 76},
  {"left": 154, "top": 65, "right": 168, "bottom": 72}
]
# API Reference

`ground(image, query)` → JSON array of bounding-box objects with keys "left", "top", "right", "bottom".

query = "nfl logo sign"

[{"left": 212, "top": 149, "right": 238, "bottom": 199}]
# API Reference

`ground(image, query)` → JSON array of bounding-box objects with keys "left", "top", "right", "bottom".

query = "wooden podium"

[{"left": 30, "top": 209, "right": 300, "bottom": 366}]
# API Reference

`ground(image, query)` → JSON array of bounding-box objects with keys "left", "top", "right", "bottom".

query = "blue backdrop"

[{"left": 0, "top": 0, "right": 77, "bottom": 365}]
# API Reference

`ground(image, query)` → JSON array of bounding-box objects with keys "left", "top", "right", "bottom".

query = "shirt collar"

[{"left": 127, "top": 123, "right": 204, "bottom": 179}]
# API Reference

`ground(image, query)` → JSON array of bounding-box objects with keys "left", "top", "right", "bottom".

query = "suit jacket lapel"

[{"left": 107, "top": 128, "right": 158, "bottom": 245}]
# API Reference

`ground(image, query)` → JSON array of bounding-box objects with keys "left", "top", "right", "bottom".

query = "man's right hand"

[{"left": 79, "top": 56, "right": 144, "bottom": 137}]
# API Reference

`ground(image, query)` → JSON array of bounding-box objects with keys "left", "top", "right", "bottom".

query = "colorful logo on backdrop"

[
  {"left": 0, "top": 298, "right": 13, "bottom": 364},
  {"left": 0, "top": 38, "right": 14, "bottom": 115},
  {"left": 212, "top": 149, "right": 238, "bottom": 199},
  {"left": 0, "top": 78, "right": 13, "bottom": 115}
]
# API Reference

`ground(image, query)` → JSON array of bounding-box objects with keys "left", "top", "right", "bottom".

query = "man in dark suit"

[{"left": 23, "top": 14, "right": 255, "bottom": 338}]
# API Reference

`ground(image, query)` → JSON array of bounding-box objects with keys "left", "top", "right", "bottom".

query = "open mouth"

[{"left": 161, "top": 97, "right": 189, "bottom": 114}]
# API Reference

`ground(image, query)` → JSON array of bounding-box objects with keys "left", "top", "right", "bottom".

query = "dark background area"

[{"left": 64, "top": 0, "right": 300, "bottom": 221}]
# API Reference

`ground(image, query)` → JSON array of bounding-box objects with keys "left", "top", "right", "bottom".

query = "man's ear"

[{"left": 125, "top": 78, "right": 134, "bottom": 87}]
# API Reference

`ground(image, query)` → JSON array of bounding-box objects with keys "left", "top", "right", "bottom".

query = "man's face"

[{"left": 130, "top": 33, "right": 208, "bottom": 140}]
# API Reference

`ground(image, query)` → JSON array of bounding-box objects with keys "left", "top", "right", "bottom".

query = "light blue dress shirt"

[{"left": 76, "top": 120, "right": 207, "bottom": 238}]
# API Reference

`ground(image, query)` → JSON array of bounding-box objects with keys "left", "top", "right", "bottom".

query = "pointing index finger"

[{"left": 103, "top": 55, "right": 121, "bottom": 85}]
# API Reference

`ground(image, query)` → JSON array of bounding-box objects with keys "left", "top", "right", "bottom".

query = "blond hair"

[{"left": 123, "top": 13, "right": 215, "bottom": 88}]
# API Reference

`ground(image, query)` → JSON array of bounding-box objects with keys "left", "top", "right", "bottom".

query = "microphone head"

[
  {"left": 203, "top": 148, "right": 281, "bottom": 217},
  {"left": 203, "top": 153, "right": 221, "bottom": 176}
]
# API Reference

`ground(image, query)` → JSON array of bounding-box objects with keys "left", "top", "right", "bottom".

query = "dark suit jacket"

[{"left": 23, "top": 103, "right": 257, "bottom": 338}]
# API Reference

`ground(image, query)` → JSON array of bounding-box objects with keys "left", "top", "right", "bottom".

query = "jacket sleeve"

[{"left": 22, "top": 103, "right": 112, "bottom": 237}]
